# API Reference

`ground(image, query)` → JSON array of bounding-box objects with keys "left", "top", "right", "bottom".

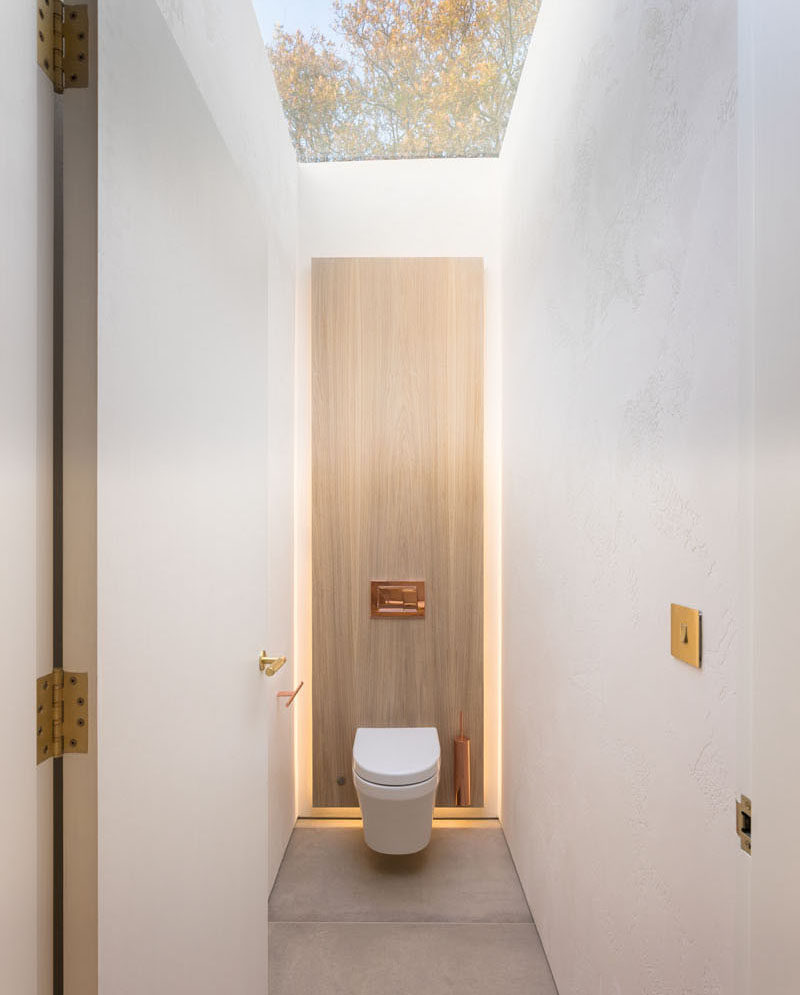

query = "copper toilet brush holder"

[{"left": 454, "top": 711, "right": 471, "bottom": 807}]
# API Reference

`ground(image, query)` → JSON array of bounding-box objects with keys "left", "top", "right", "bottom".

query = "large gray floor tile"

[
  {"left": 269, "top": 923, "right": 558, "bottom": 995},
  {"left": 268, "top": 826, "right": 532, "bottom": 923}
]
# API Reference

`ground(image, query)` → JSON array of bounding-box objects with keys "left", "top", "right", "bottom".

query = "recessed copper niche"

[{"left": 370, "top": 581, "right": 425, "bottom": 618}]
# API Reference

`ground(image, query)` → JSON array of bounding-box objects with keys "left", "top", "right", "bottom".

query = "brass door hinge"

[
  {"left": 37, "top": 1, "right": 89, "bottom": 94},
  {"left": 737, "top": 795, "right": 752, "bottom": 854},
  {"left": 36, "top": 670, "right": 89, "bottom": 764}
]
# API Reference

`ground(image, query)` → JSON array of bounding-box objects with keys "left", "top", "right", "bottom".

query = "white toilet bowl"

[{"left": 353, "top": 727, "right": 440, "bottom": 855}]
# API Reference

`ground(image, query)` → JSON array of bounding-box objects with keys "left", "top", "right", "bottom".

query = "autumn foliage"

[{"left": 268, "top": 0, "right": 540, "bottom": 161}]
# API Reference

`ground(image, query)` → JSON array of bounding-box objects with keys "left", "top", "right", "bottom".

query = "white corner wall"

[
  {"left": 98, "top": 0, "right": 298, "bottom": 932},
  {"left": 295, "top": 159, "right": 502, "bottom": 817},
  {"left": 150, "top": 2, "right": 301, "bottom": 889},
  {"left": 746, "top": 0, "right": 800, "bottom": 991},
  {"left": 500, "top": 1, "right": 739, "bottom": 992},
  {"left": 1, "top": 8, "right": 53, "bottom": 990}
]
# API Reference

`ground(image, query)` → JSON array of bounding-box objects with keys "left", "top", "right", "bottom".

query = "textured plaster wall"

[
  {"left": 153, "top": 0, "right": 299, "bottom": 889},
  {"left": 500, "top": 1, "right": 739, "bottom": 992},
  {"left": 746, "top": 1, "right": 800, "bottom": 990},
  {"left": 97, "top": 9, "right": 299, "bottom": 988}
]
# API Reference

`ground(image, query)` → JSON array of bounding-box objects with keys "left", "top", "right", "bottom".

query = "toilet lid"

[{"left": 353, "top": 727, "right": 440, "bottom": 786}]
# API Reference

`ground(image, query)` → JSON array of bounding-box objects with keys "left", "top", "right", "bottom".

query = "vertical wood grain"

[{"left": 312, "top": 258, "right": 483, "bottom": 807}]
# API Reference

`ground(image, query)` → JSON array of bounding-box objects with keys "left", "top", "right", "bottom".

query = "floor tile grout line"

[
  {"left": 499, "top": 826, "right": 536, "bottom": 922},
  {"left": 498, "top": 829, "right": 561, "bottom": 995},
  {"left": 269, "top": 824, "right": 557, "bottom": 989}
]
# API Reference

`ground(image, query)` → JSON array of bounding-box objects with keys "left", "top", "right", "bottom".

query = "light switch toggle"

[{"left": 670, "top": 604, "right": 701, "bottom": 668}]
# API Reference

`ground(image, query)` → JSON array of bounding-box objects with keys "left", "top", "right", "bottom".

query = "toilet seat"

[
  {"left": 353, "top": 727, "right": 440, "bottom": 786},
  {"left": 352, "top": 768, "right": 438, "bottom": 801},
  {"left": 353, "top": 727, "right": 441, "bottom": 854}
]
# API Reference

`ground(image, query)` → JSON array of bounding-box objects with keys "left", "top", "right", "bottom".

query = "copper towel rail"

[{"left": 277, "top": 682, "right": 304, "bottom": 708}]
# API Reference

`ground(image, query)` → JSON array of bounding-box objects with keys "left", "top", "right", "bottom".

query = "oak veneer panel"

[{"left": 312, "top": 258, "right": 483, "bottom": 807}]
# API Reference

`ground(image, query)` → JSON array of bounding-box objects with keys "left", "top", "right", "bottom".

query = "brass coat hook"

[{"left": 259, "top": 652, "right": 287, "bottom": 677}]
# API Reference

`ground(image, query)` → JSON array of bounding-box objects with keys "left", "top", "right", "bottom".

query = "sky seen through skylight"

[{"left": 251, "top": 0, "right": 541, "bottom": 163}]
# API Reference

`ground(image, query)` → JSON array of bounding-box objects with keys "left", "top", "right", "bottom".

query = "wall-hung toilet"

[{"left": 353, "top": 727, "right": 440, "bottom": 854}]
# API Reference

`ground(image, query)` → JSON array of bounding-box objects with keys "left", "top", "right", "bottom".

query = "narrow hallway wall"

[
  {"left": 745, "top": 0, "right": 800, "bottom": 989},
  {"left": 500, "top": 1, "right": 739, "bottom": 992},
  {"left": 96, "top": 5, "right": 298, "bottom": 990},
  {"left": 140, "top": 1, "right": 300, "bottom": 893}
]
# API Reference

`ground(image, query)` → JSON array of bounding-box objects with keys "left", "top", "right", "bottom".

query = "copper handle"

[{"left": 277, "top": 682, "right": 304, "bottom": 708}]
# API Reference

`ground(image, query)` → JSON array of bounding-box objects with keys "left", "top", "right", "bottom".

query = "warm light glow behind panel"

[{"left": 311, "top": 257, "right": 484, "bottom": 807}]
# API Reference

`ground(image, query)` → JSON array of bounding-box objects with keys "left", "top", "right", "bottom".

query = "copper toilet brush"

[{"left": 454, "top": 711, "right": 471, "bottom": 807}]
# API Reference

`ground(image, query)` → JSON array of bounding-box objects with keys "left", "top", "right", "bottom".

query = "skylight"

[{"left": 252, "top": 0, "right": 541, "bottom": 163}]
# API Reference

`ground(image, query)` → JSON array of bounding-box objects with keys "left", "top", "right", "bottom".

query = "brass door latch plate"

[
  {"left": 670, "top": 604, "right": 702, "bottom": 668},
  {"left": 37, "top": 669, "right": 89, "bottom": 764},
  {"left": 737, "top": 795, "right": 752, "bottom": 854}
]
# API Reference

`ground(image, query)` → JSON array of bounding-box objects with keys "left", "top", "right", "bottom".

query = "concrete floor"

[{"left": 269, "top": 822, "right": 558, "bottom": 994}]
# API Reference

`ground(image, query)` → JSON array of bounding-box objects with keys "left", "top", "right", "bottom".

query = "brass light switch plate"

[
  {"left": 371, "top": 581, "right": 425, "bottom": 618},
  {"left": 670, "top": 604, "right": 702, "bottom": 668}
]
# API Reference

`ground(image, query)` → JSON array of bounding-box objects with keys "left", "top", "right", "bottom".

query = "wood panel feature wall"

[{"left": 312, "top": 258, "right": 484, "bottom": 807}]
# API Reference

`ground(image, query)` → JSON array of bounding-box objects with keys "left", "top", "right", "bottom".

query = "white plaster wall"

[
  {"left": 150, "top": 11, "right": 299, "bottom": 874},
  {"left": 296, "top": 159, "right": 502, "bottom": 816},
  {"left": 154, "top": 0, "right": 296, "bottom": 237},
  {"left": 97, "top": 1, "right": 297, "bottom": 989},
  {"left": 745, "top": 0, "right": 800, "bottom": 990},
  {"left": 500, "top": 2, "right": 739, "bottom": 992},
  {"left": 266, "top": 227, "right": 298, "bottom": 887},
  {"left": 0, "top": 5, "right": 53, "bottom": 989},
  {"left": 112, "top": 0, "right": 299, "bottom": 892}
]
